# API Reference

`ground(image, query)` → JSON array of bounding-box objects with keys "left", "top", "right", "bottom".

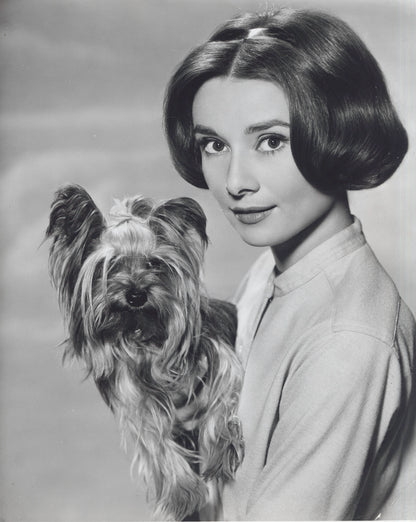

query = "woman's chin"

[{"left": 234, "top": 227, "right": 281, "bottom": 249}]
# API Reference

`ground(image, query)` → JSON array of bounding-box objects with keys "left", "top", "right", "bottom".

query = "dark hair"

[{"left": 164, "top": 8, "right": 408, "bottom": 192}]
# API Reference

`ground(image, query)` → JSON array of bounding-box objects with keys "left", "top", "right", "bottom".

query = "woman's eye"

[
  {"left": 257, "top": 135, "right": 287, "bottom": 153},
  {"left": 201, "top": 139, "right": 228, "bottom": 155}
]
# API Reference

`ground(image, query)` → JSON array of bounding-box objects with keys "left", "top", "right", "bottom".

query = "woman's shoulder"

[{"left": 325, "top": 242, "right": 416, "bottom": 352}]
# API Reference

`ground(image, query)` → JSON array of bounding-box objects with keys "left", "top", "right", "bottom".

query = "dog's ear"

[
  {"left": 46, "top": 184, "right": 105, "bottom": 307},
  {"left": 153, "top": 197, "right": 208, "bottom": 247}
]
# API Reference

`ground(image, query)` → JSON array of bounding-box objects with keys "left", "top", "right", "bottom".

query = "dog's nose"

[{"left": 125, "top": 289, "right": 147, "bottom": 308}]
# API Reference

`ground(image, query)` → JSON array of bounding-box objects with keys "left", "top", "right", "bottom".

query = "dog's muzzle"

[{"left": 126, "top": 288, "right": 148, "bottom": 308}]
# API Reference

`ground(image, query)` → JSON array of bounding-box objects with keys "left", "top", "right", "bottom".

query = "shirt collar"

[{"left": 273, "top": 216, "right": 366, "bottom": 296}]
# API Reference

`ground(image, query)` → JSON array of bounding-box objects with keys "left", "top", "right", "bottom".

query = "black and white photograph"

[{"left": 0, "top": 0, "right": 415, "bottom": 520}]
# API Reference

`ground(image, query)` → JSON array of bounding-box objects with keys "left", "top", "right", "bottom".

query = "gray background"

[{"left": 0, "top": 0, "right": 414, "bottom": 520}]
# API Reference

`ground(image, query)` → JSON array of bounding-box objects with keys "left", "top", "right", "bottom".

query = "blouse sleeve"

[{"left": 245, "top": 330, "right": 404, "bottom": 521}]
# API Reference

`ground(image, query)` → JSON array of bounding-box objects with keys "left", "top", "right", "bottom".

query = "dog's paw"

[{"left": 224, "top": 415, "right": 245, "bottom": 478}]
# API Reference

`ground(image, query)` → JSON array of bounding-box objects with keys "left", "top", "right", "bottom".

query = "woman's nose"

[{"left": 226, "top": 152, "right": 259, "bottom": 198}]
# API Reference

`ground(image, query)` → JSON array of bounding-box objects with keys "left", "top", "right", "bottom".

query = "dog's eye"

[{"left": 145, "top": 258, "right": 161, "bottom": 270}]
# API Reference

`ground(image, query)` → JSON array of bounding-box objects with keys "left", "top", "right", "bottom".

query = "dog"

[{"left": 46, "top": 184, "right": 244, "bottom": 520}]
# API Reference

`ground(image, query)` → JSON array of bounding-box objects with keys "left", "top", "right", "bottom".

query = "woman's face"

[{"left": 192, "top": 77, "right": 346, "bottom": 264}]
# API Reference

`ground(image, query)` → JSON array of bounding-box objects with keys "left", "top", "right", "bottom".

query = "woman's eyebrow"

[
  {"left": 193, "top": 124, "right": 220, "bottom": 136},
  {"left": 245, "top": 119, "right": 290, "bottom": 134},
  {"left": 193, "top": 119, "right": 289, "bottom": 136}
]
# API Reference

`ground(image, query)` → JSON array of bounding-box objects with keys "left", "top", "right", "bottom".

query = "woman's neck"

[{"left": 271, "top": 196, "right": 353, "bottom": 273}]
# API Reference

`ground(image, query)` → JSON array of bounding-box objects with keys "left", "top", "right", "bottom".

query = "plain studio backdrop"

[{"left": 0, "top": 0, "right": 414, "bottom": 520}]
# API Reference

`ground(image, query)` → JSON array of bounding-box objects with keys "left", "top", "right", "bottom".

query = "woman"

[{"left": 164, "top": 8, "right": 415, "bottom": 520}]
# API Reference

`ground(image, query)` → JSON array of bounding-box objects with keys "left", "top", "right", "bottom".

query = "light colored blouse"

[{"left": 221, "top": 217, "right": 416, "bottom": 520}]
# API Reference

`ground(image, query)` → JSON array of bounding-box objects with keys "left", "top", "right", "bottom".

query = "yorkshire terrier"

[{"left": 46, "top": 184, "right": 244, "bottom": 520}]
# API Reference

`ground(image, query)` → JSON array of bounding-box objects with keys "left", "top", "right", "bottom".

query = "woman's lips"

[{"left": 231, "top": 205, "right": 276, "bottom": 225}]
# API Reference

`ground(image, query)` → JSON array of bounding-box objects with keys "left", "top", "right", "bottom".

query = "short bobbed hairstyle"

[{"left": 164, "top": 8, "right": 408, "bottom": 193}]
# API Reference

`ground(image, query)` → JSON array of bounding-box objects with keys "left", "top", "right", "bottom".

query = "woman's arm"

[{"left": 245, "top": 331, "right": 405, "bottom": 521}]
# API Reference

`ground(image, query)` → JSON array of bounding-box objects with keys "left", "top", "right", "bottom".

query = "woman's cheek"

[{"left": 203, "top": 166, "right": 225, "bottom": 200}]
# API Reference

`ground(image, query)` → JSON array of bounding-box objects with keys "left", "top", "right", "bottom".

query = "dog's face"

[
  {"left": 85, "top": 224, "right": 170, "bottom": 348},
  {"left": 46, "top": 185, "right": 209, "bottom": 380}
]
